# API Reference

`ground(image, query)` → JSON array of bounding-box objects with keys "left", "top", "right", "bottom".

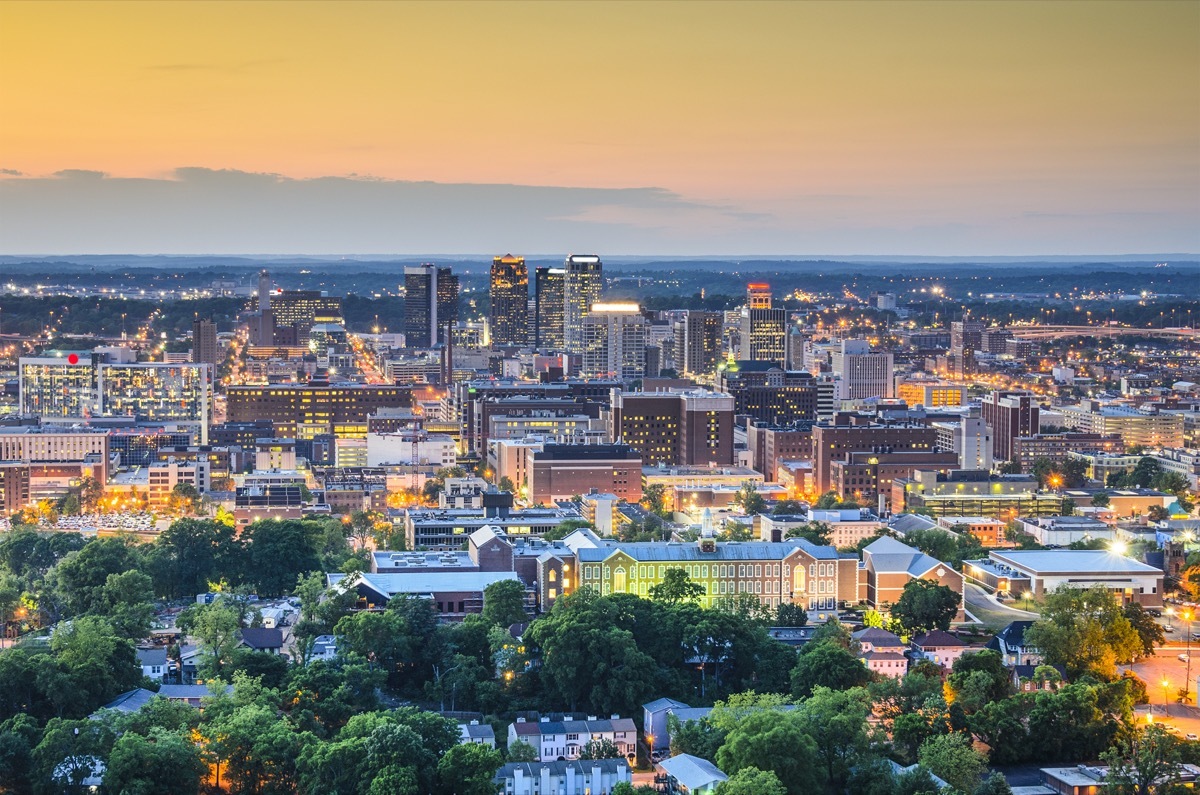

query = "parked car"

[
  {"left": 1187, "top": 734, "right": 1198, "bottom": 742},
  {"left": 1179, "top": 654, "right": 1190, "bottom": 662}
]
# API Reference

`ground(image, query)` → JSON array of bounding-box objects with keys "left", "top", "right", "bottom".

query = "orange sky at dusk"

[{"left": 1, "top": 0, "right": 1197, "bottom": 255}]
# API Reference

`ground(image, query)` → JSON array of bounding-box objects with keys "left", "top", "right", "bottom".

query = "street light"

[
  {"left": 1167, "top": 606, "right": 1175, "bottom": 630},
  {"left": 1163, "top": 678, "right": 1171, "bottom": 711},
  {"left": 646, "top": 733, "right": 655, "bottom": 762}
]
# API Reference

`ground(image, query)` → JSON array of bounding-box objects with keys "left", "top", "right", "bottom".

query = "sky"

[{"left": 1, "top": 1, "right": 1197, "bottom": 256}]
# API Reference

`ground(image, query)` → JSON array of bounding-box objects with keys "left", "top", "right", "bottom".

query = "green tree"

[
  {"left": 917, "top": 732, "right": 987, "bottom": 795},
  {"left": 715, "top": 710, "right": 821, "bottom": 795},
  {"left": 579, "top": 737, "right": 622, "bottom": 760},
  {"left": 1100, "top": 722, "right": 1182, "bottom": 795},
  {"left": 104, "top": 727, "right": 207, "bottom": 795},
  {"left": 668, "top": 715, "right": 725, "bottom": 759},
  {"left": 974, "top": 772, "right": 1015, "bottom": 795},
  {"left": 774, "top": 602, "right": 808, "bottom": 627},
  {"left": 497, "top": 476, "right": 516, "bottom": 494},
  {"left": 245, "top": 519, "right": 323, "bottom": 597},
  {"left": 1123, "top": 602, "right": 1166, "bottom": 658},
  {"left": 650, "top": 568, "right": 705, "bottom": 605},
  {"left": 436, "top": 742, "right": 504, "bottom": 795},
  {"left": 148, "top": 518, "right": 243, "bottom": 600},
  {"left": 790, "top": 642, "right": 871, "bottom": 698},
  {"left": 785, "top": 522, "right": 831, "bottom": 546},
  {"left": 1024, "top": 586, "right": 1144, "bottom": 679},
  {"left": 734, "top": 483, "right": 768, "bottom": 516},
  {"left": 481, "top": 579, "right": 528, "bottom": 628},
  {"left": 52, "top": 538, "right": 141, "bottom": 615},
  {"left": 1091, "top": 491, "right": 1111, "bottom": 508},
  {"left": 891, "top": 579, "right": 960, "bottom": 634},
  {"left": 641, "top": 483, "right": 668, "bottom": 517},
  {"left": 96, "top": 570, "right": 155, "bottom": 640},
  {"left": 506, "top": 739, "right": 539, "bottom": 762},
  {"left": 814, "top": 492, "right": 842, "bottom": 509},
  {"left": 716, "top": 767, "right": 788, "bottom": 795},
  {"left": 183, "top": 601, "right": 243, "bottom": 678},
  {"left": 800, "top": 686, "right": 871, "bottom": 793}
]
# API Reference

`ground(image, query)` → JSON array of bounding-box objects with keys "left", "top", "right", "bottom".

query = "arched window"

[
  {"left": 548, "top": 569, "right": 557, "bottom": 582},
  {"left": 793, "top": 566, "right": 806, "bottom": 593},
  {"left": 614, "top": 567, "right": 627, "bottom": 592}
]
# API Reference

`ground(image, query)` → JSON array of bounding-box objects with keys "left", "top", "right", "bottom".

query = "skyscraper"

[
  {"left": 563, "top": 254, "right": 603, "bottom": 353},
  {"left": 738, "top": 283, "right": 787, "bottom": 364},
  {"left": 831, "top": 339, "right": 894, "bottom": 400},
  {"left": 253, "top": 270, "right": 274, "bottom": 346},
  {"left": 192, "top": 318, "right": 219, "bottom": 366},
  {"left": 489, "top": 254, "right": 528, "bottom": 346},
  {"left": 534, "top": 266, "right": 566, "bottom": 350},
  {"left": 673, "top": 310, "right": 723, "bottom": 377},
  {"left": 580, "top": 302, "right": 647, "bottom": 381},
  {"left": 404, "top": 264, "right": 459, "bottom": 349}
]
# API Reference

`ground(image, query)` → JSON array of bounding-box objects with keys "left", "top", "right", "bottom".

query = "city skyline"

[{"left": 1, "top": 1, "right": 1197, "bottom": 255}]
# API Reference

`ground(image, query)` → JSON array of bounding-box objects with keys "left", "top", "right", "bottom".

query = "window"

[{"left": 614, "top": 567, "right": 627, "bottom": 591}]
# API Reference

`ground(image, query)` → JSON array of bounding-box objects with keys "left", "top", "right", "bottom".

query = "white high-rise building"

[
  {"left": 580, "top": 303, "right": 647, "bottom": 381},
  {"left": 562, "top": 255, "right": 603, "bottom": 353},
  {"left": 831, "top": 340, "right": 894, "bottom": 400}
]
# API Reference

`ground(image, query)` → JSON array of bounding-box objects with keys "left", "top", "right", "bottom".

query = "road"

[
  {"left": 1123, "top": 646, "right": 1200, "bottom": 738},
  {"left": 962, "top": 583, "right": 1038, "bottom": 630}
]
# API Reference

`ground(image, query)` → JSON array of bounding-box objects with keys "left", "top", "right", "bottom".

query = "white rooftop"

[{"left": 990, "top": 550, "right": 1163, "bottom": 575}]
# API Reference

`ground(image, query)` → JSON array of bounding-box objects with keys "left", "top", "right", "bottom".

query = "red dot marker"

[{"left": 67, "top": 353, "right": 79, "bottom": 365}]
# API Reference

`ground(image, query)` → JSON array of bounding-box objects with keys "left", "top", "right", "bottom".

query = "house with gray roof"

[
  {"left": 658, "top": 754, "right": 728, "bottom": 794},
  {"left": 507, "top": 714, "right": 637, "bottom": 762},
  {"left": 494, "top": 759, "right": 630, "bottom": 795},
  {"left": 328, "top": 570, "right": 522, "bottom": 620}
]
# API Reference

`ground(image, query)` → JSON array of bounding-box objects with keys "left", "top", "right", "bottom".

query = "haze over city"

[{"left": 2, "top": 0, "right": 1198, "bottom": 255}]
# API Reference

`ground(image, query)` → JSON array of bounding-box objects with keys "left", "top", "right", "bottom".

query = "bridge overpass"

[{"left": 1004, "top": 325, "right": 1199, "bottom": 341}]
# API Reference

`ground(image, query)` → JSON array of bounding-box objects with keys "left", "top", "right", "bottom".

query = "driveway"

[{"left": 963, "top": 583, "right": 1038, "bottom": 630}]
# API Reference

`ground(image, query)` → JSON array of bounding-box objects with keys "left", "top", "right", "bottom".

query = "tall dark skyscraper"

[
  {"left": 404, "top": 264, "right": 459, "bottom": 349},
  {"left": 489, "top": 254, "right": 528, "bottom": 346},
  {"left": 192, "top": 318, "right": 219, "bottom": 366},
  {"left": 563, "top": 254, "right": 603, "bottom": 353},
  {"left": 674, "top": 310, "right": 723, "bottom": 377},
  {"left": 253, "top": 269, "right": 274, "bottom": 346},
  {"left": 534, "top": 266, "right": 566, "bottom": 351}
]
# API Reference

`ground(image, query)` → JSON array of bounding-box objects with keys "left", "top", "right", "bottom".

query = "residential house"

[
  {"left": 643, "top": 698, "right": 691, "bottom": 750},
  {"left": 459, "top": 721, "right": 496, "bottom": 748},
  {"left": 1013, "top": 664, "right": 1066, "bottom": 693},
  {"left": 658, "top": 754, "right": 728, "bottom": 794},
  {"left": 854, "top": 627, "right": 909, "bottom": 678},
  {"left": 508, "top": 715, "right": 637, "bottom": 762},
  {"left": 494, "top": 759, "right": 631, "bottom": 795},
  {"left": 239, "top": 628, "right": 284, "bottom": 654},
  {"left": 136, "top": 648, "right": 167, "bottom": 683},
  {"left": 911, "top": 631, "right": 971, "bottom": 669},
  {"left": 986, "top": 621, "right": 1041, "bottom": 667}
]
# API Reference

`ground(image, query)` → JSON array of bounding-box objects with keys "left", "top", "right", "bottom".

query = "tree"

[
  {"left": 1024, "top": 586, "right": 1144, "bottom": 679},
  {"left": 997, "top": 460, "right": 1021, "bottom": 475},
  {"left": 104, "top": 727, "right": 207, "bottom": 795},
  {"left": 800, "top": 687, "right": 871, "bottom": 793},
  {"left": 52, "top": 538, "right": 141, "bottom": 615},
  {"left": 96, "top": 570, "right": 155, "bottom": 640},
  {"left": 716, "top": 767, "right": 788, "bottom": 795},
  {"left": 245, "top": 519, "right": 324, "bottom": 597},
  {"left": 669, "top": 715, "right": 725, "bottom": 759},
  {"left": 774, "top": 602, "right": 808, "bottom": 627},
  {"left": 1091, "top": 491, "right": 1111, "bottom": 508},
  {"left": 497, "top": 476, "right": 516, "bottom": 494},
  {"left": 974, "top": 772, "right": 1014, "bottom": 795},
  {"left": 1101, "top": 722, "right": 1182, "bottom": 795},
  {"left": 169, "top": 482, "right": 202, "bottom": 515},
  {"left": 891, "top": 579, "right": 960, "bottom": 634},
  {"left": 641, "top": 483, "right": 668, "bottom": 517},
  {"left": 437, "top": 742, "right": 504, "bottom": 795},
  {"left": 1123, "top": 602, "right": 1165, "bottom": 658},
  {"left": 790, "top": 642, "right": 871, "bottom": 698},
  {"left": 481, "top": 579, "right": 528, "bottom": 627},
  {"left": 149, "top": 518, "right": 243, "bottom": 600},
  {"left": 650, "top": 568, "right": 705, "bottom": 605},
  {"left": 715, "top": 710, "right": 821, "bottom": 795},
  {"left": 814, "top": 492, "right": 842, "bottom": 509},
  {"left": 506, "top": 739, "right": 538, "bottom": 762},
  {"left": 183, "top": 601, "right": 243, "bottom": 678},
  {"left": 579, "top": 737, "right": 622, "bottom": 760},
  {"left": 1147, "top": 505, "right": 1169, "bottom": 522},
  {"left": 785, "top": 522, "right": 831, "bottom": 546},
  {"left": 917, "top": 732, "right": 987, "bottom": 795},
  {"left": 734, "top": 483, "right": 768, "bottom": 516}
]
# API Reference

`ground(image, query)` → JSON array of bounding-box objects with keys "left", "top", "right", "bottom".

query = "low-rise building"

[
  {"left": 936, "top": 515, "right": 1009, "bottom": 547},
  {"left": 327, "top": 570, "right": 522, "bottom": 621},
  {"left": 963, "top": 550, "right": 1164, "bottom": 607},
  {"left": 861, "top": 535, "right": 963, "bottom": 615},
  {"left": 658, "top": 754, "right": 728, "bottom": 795},
  {"left": 892, "top": 469, "right": 1063, "bottom": 519},
  {"left": 507, "top": 715, "right": 637, "bottom": 762},
  {"left": 494, "top": 759, "right": 631, "bottom": 795},
  {"left": 1017, "top": 516, "right": 1113, "bottom": 547},
  {"left": 911, "top": 630, "right": 971, "bottom": 668},
  {"left": 458, "top": 721, "right": 496, "bottom": 748}
]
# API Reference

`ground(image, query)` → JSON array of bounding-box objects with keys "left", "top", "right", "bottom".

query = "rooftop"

[{"left": 989, "top": 550, "right": 1163, "bottom": 575}]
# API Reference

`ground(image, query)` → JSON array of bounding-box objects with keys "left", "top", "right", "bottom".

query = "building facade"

[{"left": 490, "top": 255, "right": 529, "bottom": 347}]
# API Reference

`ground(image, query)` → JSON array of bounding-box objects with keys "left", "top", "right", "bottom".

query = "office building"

[
  {"left": 963, "top": 550, "right": 1163, "bottom": 608},
  {"left": 192, "top": 318, "right": 219, "bottom": 366},
  {"left": 458, "top": 379, "right": 620, "bottom": 455},
  {"left": 528, "top": 443, "right": 643, "bottom": 504},
  {"left": 609, "top": 389, "right": 734, "bottom": 467},
  {"left": 562, "top": 255, "right": 603, "bottom": 353},
  {"left": 673, "top": 311, "right": 723, "bottom": 378},
  {"left": 404, "top": 264, "right": 459, "bottom": 349},
  {"left": 226, "top": 377, "right": 411, "bottom": 439},
  {"left": 1058, "top": 402, "right": 1185, "bottom": 449},
  {"left": 253, "top": 270, "right": 274, "bottom": 346},
  {"left": 403, "top": 501, "right": 583, "bottom": 550},
  {"left": 0, "top": 463, "right": 32, "bottom": 514},
  {"left": 489, "top": 254, "right": 528, "bottom": 347},
  {"left": 738, "top": 284, "right": 788, "bottom": 364},
  {"left": 933, "top": 415, "right": 994, "bottom": 471},
  {"left": 148, "top": 459, "right": 210, "bottom": 509},
  {"left": 895, "top": 379, "right": 966, "bottom": 408},
  {"left": 269, "top": 290, "right": 343, "bottom": 344},
  {"left": 891, "top": 469, "right": 1063, "bottom": 518},
  {"left": 831, "top": 340, "right": 894, "bottom": 400},
  {"left": 981, "top": 390, "right": 1040, "bottom": 463},
  {"left": 950, "top": 320, "right": 984, "bottom": 355},
  {"left": 534, "top": 266, "right": 566, "bottom": 351},
  {"left": 746, "top": 422, "right": 814, "bottom": 482},
  {"left": 18, "top": 354, "right": 99, "bottom": 420},
  {"left": 580, "top": 303, "right": 648, "bottom": 381},
  {"left": 812, "top": 414, "right": 939, "bottom": 494},
  {"left": 96, "top": 363, "right": 212, "bottom": 443},
  {"left": 830, "top": 450, "right": 960, "bottom": 509},
  {"left": 716, "top": 363, "right": 828, "bottom": 424},
  {"left": 1012, "top": 433, "right": 1124, "bottom": 470}
]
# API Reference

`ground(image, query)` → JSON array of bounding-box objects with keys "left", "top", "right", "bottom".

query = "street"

[{"left": 1124, "top": 646, "right": 1200, "bottom": 738}]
